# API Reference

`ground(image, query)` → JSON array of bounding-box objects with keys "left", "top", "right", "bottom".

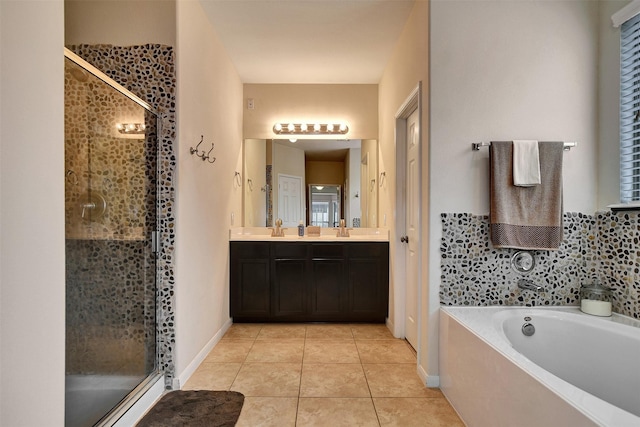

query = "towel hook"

[
  {"left": 204, "top": 143, "right": 216, "bottom": 163},
  {"left": 190, "top": 135, "right": 205, "bottom": 157},
  {"left": 190, "top": 135, "right": 217, "bottom": 164}
]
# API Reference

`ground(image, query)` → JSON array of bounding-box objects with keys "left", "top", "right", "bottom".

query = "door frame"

[{"left": 394, "top": 82, "right": 422, "bottom": 362}]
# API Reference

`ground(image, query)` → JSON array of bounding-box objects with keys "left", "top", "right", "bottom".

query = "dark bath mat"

[{"left": 136, "top": 390, "right": 245, "bottom": 427}]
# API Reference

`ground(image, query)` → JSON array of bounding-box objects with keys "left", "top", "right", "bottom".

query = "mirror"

[{"left": 243, "top": 139, "right": 378, "bottom": 227}]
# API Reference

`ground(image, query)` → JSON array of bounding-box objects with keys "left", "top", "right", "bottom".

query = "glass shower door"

[{"left": 64, "top": 52, "right": 159, "bottom": 427}]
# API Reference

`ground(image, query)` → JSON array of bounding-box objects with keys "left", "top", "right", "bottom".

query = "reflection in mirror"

[
  {"left": 243, "top": 139, "right": 378, "bottom": 228},
  {"left": 243, "top": 139, "right": 267, "bottom": 226},
  {"left": 309, "top": 185, "right": 341, "bottom": 227}
]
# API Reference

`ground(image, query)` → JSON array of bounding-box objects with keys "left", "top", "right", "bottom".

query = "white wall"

[
  {"left": 430, "top": 0, "right": 599, "bottom": 376},
  {"left": 243, "top": 84, "right": 378, "bottom": 140},
  {"left": 175, "top": 0, "right": 243, "bottom": 384},
  {"left": 0, "top": 1, "right": 66, "bottom": 425},
  {"left": 378, "top": 0, "right": 429, "bottom": 380},
  {"left": 361, "top": 139, "right": 379, "bottom": 227},
  {"left": 244, "top": 139, "right": 267, "bottom": 227},
  {"left": 65, "top": 0, "right": 176, "bottom": 46}
]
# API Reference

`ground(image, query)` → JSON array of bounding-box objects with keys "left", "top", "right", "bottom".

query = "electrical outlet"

[
  {"left": 231, "top": 212, "right": 235, "bottom": 225},
  {"left": 247, "top": 98, "right": 254, "bottom": 110}
]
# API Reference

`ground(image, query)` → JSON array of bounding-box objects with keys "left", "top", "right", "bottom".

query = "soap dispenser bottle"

[{"left": 298, "top": 220, "right": 304, "bottom": 237}]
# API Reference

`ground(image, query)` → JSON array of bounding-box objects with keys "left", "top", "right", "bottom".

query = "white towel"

[{"left": 513, "top": 140, "right": 541, "bottom": 187}]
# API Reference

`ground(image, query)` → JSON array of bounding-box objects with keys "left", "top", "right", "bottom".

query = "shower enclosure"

[{"left": 64, "top": 49, "right": 160, "bottom": 427}]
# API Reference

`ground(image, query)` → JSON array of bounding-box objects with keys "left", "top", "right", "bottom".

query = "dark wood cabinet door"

[
  {"left": 347, "top": 243, "right": 389, "bottom": 322},
  {"left": 310, "top": 259, "right": 345, "bottom": 317},
  {"left": 230, "top": 242, "right": 270, "bottom": 319},
  {"left": 272, "top": 243, "right": 309, "bottom": 318},
  {"left": 272, "top": 258, "right": 307, "bottom": 317}
]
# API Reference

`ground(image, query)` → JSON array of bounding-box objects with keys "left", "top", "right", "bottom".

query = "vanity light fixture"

[
  {"left": 116, "top": 123, "right": 145, "bottom": 135},
  {"left": 272, "top": 122, "right": 349, "bottom": 135}
]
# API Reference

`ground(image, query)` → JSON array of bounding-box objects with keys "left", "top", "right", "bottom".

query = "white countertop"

[{"left": 229, "top": 227, "right": 389, "bottom": 242}]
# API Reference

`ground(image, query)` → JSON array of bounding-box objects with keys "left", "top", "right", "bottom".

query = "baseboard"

[
  {"left": 113, "top": 374, "right": 164, "bottom": 427},
  {"left": 418, "top": 364, "right": 440, "bottom": 388},
  {"left": 177, "top": 318, "right": 233, "bottom": 388},
  {"left": 385, "top": 317, "right": 399, "bottom": 338}
]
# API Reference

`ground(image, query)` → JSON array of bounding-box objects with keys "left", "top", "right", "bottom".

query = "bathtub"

[{"left": 439, "top": 306, "right": 640, "bottom": 427}]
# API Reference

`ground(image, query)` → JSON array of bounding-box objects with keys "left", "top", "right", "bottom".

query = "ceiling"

[
  {"left": 199, "top": 0, "right": 416, "bottom": 84},
  {"left": 274, "top": 139, "right": 362, "bottom": 161}
]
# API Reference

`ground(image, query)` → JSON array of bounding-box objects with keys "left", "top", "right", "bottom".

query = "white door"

[
  {"left": 278, "top": 174, "right": 303, "bottom": 227},
  {"left": 404, "top": 108, "right": 420, "bottom": 349}
]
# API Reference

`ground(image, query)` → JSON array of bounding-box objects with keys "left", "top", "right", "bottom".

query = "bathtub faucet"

[{"left": 517, "top": 278, "right": 545, "bottom": 292}]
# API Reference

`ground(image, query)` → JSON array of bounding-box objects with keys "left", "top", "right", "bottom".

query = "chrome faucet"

[
  {"left": 271, "top": 218, "right": 286, "bottom": 237},
  {"left": 517, "top": 278, "right": 544, "bottom": 292},
  {"left": 336, "top": 219, "right": 352, "bottom": 237}
]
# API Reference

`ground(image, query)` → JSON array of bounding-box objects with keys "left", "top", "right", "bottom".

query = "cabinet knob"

[{"left": 400, "top": 236, "right": 409, "bottom": 243}]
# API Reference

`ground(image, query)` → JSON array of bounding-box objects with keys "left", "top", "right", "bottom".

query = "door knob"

[{"left": 400, "top": 236, "right": 409, "bottom": 243}]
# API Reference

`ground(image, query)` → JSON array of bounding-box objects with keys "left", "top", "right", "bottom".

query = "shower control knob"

[{"left": 400, "top": 236, "right": 409, "bottom": 243}]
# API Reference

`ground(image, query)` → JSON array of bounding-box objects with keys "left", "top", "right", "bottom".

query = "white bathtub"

[{"left": 439, "top": 306, "right": 640, "bottom": 427}]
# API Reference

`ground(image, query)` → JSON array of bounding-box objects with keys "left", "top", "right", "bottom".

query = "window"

[{"left": 620, "top": 13, "right": 640, "bottom": 202}]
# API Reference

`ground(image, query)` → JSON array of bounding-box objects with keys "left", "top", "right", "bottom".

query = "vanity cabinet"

[{"left": 230, "top": 241, "right": 389, "bottom": 322}]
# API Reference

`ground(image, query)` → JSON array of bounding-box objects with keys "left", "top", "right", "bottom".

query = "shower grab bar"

[{"left": 471, "top": 141, "right": 577, "bottom": 151}]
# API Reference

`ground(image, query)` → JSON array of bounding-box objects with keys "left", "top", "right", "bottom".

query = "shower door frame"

[{"left": 63, "top": 47, "right": 163, "bottom": 427}]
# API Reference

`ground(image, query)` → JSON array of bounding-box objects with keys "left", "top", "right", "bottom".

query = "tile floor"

[{"left": 183, "top": 323, "right": 464, "bottom": 426}]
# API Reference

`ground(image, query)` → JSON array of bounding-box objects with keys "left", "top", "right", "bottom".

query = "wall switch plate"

[
  {"left": 247, "top": 98, "right": 254, "bottom": 110},
  {"left": 231, "top": 212, "right": 235, "bottom": 225}
]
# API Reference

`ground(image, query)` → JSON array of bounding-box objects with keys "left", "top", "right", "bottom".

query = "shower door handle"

[{"left": 151, "top": 231, "right": 161, "bottom": 253}]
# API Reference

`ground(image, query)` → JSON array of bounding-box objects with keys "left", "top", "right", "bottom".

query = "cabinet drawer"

[
  {"left": 347, "top": 242, "right": 388, "bottom": 257},
  {"left": 230, "top": 242, "right": 269, "bottom": 258},
  {"left": 273, "top": 242, "right": 308, "bottom": 258},
  {"left": 311, "top": 243, "right": 345, "bottom": 259}
]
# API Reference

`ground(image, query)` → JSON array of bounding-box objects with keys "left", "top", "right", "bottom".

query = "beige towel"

[
  {"left": 490, "top": 141, "right": 564, "bottom": 250},
  {"left": 513, "top": 140, "right": 541, "bottom": 186}
]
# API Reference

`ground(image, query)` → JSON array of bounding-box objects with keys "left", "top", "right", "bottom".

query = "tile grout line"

[{"left": 353, "top": 326, "right": 383, "bottom": 426}]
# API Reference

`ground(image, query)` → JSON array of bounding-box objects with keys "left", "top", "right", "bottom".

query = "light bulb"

[
  {"left": 339, "top": 123, "right": 347, "bottom": 132},
  {"left": 274, "top": 123, "right": 283, "bottom": 132},
  {"left": 289, "top": 138, "right": 297, "bottom": 143},
  {"left": 300, "top": 123, "right": 308, "bottom": 132},
  {"left": 314, "top": 123, "right": 321, "bottom": 132},
  {"left": 287, "top": 123, "right": 295, "bottom": 132},
  {"left": 327, "top": 124, "right": 334, "bottom": 132}
]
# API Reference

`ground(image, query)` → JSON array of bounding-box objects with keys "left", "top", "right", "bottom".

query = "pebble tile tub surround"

[{"left": 440, "top": 212, "right": 640, "bottom": 319}]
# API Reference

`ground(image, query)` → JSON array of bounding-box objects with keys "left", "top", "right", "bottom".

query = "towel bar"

[{"left": 471, "top": 141, "right": 577, "bottom": 151}]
